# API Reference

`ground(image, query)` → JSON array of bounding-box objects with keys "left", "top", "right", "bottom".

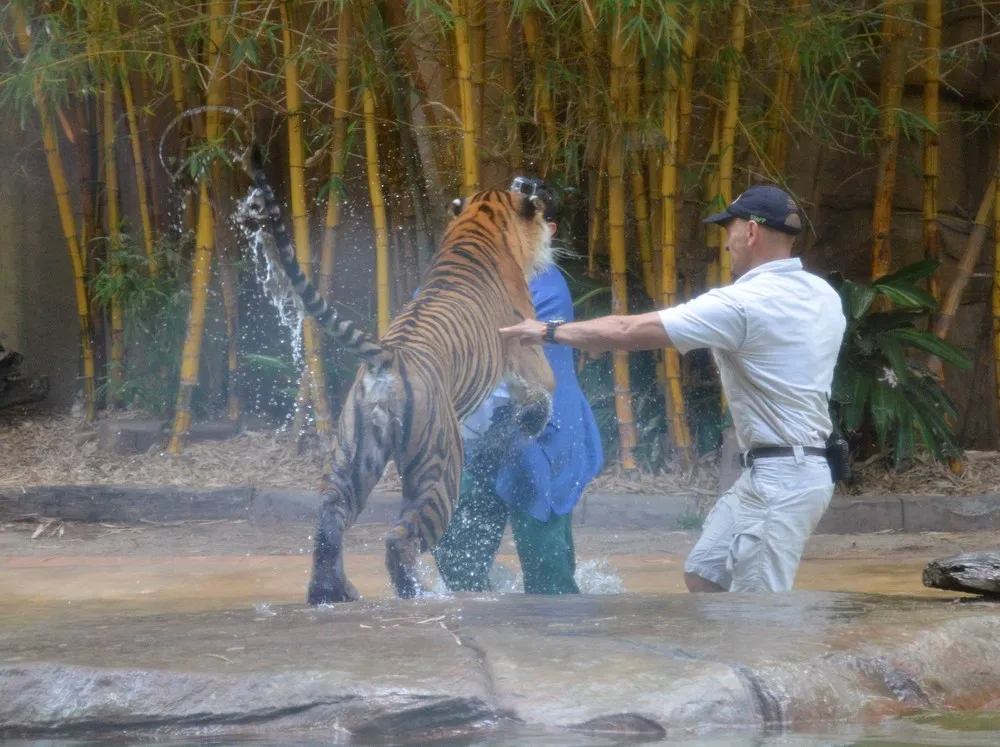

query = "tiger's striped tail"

[{"left": 247, "top": 148, "right": 384, "bottom": 365}]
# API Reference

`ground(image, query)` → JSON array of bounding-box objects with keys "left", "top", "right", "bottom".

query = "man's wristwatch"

[{"left": 543, "top": 319, "right": 564, "bottom": 344}]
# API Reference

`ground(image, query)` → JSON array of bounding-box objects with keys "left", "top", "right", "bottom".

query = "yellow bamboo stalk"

[
  {"left": 608, "top": 10, "right": 639, "bottom": 471},
  {"left": 923, "top": 0, "right": 942, "bottom": 303},
  {"left": 364, "top": 85, "right": 392, "bottom": 335},
  {"left": 871, "top": 0, "right": 910, "bottom": 282},
  {"left": 718, "top": 0, "right": 747, "bottom": 286},
  {"left": 661, "top": 17, "right": 694, "bottom": 468},
  {"left": 452, "top": 0, "right": 480, "bottom": 194},
  {"left": 169, "top": 181, "right": 214, "bottom": 450},
  {"left": 993, "top": 151, "right": 1000, "bottom": 431},
  {"left": 166, "top": 27, "right": 195, "bottom": 233},
  {"left": 931, "top": 180, "right": 996, "bottom": 344},
  {"left": 103, "top": 83, "right": 123, "bottom": 408},
  {"left": 705, "top": 108, "right": 722, "bottom": 284},
  {"left": 320, "top": 8, "right": 351, "bottom": 299},
  {"left": 13, "top": 8, "right": 96, "bottom": 421},
  {"left": 280, "top": 0, "right": 333, "bottom": 437},
  {"left": 500, "top": 5, "right": 524, "bottom": 171},
  {"left": 522, "top": 10, "right": 558, "bottom": 169},
  {"left": 112, "top": 15, "right": 156, "bottom": 275},
  {"left": 764, "top": 0, "right": 805, "bottom": 173},
  {"left": 469, "top": 0, "right": 485, "bottom": 145},
  {"left": 625, "top": 40, "right": 655, "bottom": 301},
  {"left": 169, "top": 0, "right": 229, "bottom": 452},
  {"left": 676, "top": 4, "right": 701, "bottom": 168},
  {"left": 587, "top": 140, "right": 607, "bottom": 277},
  {"left": 582, "top": 12, "right": 602, "bottom": 276}
]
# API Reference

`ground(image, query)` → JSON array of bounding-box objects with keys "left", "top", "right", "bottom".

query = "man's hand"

[{"left": 499, "top": 319, "right": 546, "bottom": 347}]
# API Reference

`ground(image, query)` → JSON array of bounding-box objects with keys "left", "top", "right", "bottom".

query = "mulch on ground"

[{"left": 3, "top": 412, "right": 998, "bottom": 503}]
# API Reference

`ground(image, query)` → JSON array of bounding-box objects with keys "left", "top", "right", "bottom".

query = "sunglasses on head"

[{"left": 510, "top": 176, "right": 546, "bottom": 197}]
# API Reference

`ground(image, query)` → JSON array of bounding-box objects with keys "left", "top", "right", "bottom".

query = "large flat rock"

[{"left": 2, "top": 592, "right": 999, "bottom": 742}]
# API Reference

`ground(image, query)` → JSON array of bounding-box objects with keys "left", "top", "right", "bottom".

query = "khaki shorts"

[{"left": 684, "top": 454, "right": 834, "bottom": 592}]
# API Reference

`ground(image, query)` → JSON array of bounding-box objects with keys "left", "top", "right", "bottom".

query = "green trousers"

[{"left": 433, "top": 471, "right": 580, "bottom": 595}]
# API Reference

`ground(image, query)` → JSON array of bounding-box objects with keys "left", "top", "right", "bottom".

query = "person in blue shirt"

[{"left": 432, "top": 177, "right": 604, "bottom": 595}]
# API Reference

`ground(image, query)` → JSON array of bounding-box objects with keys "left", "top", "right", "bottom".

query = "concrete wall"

[{"left": 0, "top": 114, "right": 81, "bottom": 407}]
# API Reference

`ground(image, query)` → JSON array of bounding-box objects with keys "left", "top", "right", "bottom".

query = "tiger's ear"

[
  {"left": 521, "top": 194, "right": 544, "bottom": 220},
  {"left": 449, "top": 197, "right": 463, "bottom": 217}
]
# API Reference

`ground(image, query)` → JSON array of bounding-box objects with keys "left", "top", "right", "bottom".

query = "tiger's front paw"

[{"left": 516, "top": 400, "right": 551, "bottom": 439}]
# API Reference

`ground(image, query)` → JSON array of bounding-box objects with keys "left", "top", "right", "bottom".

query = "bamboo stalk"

[
  {"left": 587, "top": 140, "right": 607, "bottom": 277},
  {"left": 112, "top": 15, "right": 156, "bottom": 275},
  {"left": 165, "top": 26, "right": 194, "bottom": 232},
  {"left": 676, "top": 4, "right": 700, "bottom": 169},
  {"left": 453, "top": 0, "right": 480, "bottom": 194},
  {"left": 364, "top": 84, "right": 392, "bottom": 335},
  {"left": 705, "top": 107, "right": 723, "bottom": 285},
  {"left": 13, "top": 8, "right": 96, "bottom": 421},
  {"left": 280, "top": 0, "right": 333, "bottom": 438},
  {"left": 661, "top": 17, "right": 694, "bottom": 468},
  {"left": 608, "top": 10, "right": 639, "bottom": 471},
  {"left": 522, "top": 10, "right": 558, "bottom": 170},
  {"left": 168, "top": 0, "right": 229, "bottom": 453},
  {"left": 500, "top": 5, "right": 524, "bottom": 171},
  {"left": 993, "top": 150, "right": 1000, "bottom": 433},
  {"left": 931, "top": 180, "right": 996, "bottom": 345},
  {"left": 764, "top": 0, "right": 805, "bottom": 173},
  {"left": 871, "top": 0, "right": 911, "bottom": 283},
  {"left": 103, "top": 82, "right": 123, "bottom": 408},
  {"left": 469, "top": 0, "right": 485, "bottom": 145},
  {"left": 625, "top": 40, "right": 655, "bottom": 301},
  {"left": 718, "top": 0, "right": 747, "bottom": 286},
  {"left": 320, "top": 8, "right": 351, "bottom": 299},
  {"left": 923, "top": 0, "right": 942, "bottom": 303}
]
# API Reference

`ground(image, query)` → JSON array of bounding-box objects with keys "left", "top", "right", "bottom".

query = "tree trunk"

[{"left": 363, "top": 85, "right": 392, "bottom": 335}]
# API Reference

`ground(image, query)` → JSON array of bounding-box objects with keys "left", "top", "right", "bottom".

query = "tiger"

[{"left": 239, "top": 149, "right": 557, "bottom": 604}]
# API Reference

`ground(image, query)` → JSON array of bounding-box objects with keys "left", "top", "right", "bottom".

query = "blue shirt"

[{"left": 467, "top": 265, "right": 604, "bottom": 521}]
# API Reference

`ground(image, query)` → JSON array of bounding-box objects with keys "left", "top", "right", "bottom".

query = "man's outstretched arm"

[{"left": 500, "top": 311, "right": 673, "bottom": 354}]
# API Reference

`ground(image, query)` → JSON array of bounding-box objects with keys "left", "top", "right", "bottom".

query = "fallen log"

[{"left": 923, "top": 551, "right": 1000, "bottom": 596}]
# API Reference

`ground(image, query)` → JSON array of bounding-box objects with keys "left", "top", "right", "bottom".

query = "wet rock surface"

[{"left": 2, "top": 592, "right": 1000, "bottom": 741}]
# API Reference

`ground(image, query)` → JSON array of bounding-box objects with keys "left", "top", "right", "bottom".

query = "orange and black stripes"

[{"left": 241, "top": 163, "right": 553, "bottom": 603}]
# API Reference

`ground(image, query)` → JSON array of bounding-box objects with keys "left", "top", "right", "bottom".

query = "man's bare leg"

[{"left": 684, "top": 572, "right": 727, "bottom": 593}]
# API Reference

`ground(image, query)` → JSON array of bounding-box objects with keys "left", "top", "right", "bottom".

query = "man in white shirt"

[{"left": 499, "top": 184, "right": 847, "bottom": 593}]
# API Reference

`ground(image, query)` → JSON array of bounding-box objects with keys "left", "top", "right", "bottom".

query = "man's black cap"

[
  {"left": 702, "top": 184, "right": 802, "bottom": 235},
  {"left": 510, "top": 176, "right": 559, "bottom": 222}
]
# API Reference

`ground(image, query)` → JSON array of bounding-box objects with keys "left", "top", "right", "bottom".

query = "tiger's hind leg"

[
  {"left": 386, "top": 406, "right": 463, "bottom": 599},
  {"left": 307, "top": 377, "right": 394, "bottom": 605}
]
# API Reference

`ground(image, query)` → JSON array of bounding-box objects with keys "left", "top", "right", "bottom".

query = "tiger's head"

[{"left": 446, "top": 189, "right": 555, "bottom": 280}]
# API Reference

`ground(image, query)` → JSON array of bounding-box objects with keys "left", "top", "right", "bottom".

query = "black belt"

[{"left": 740, "top": 446, "right": 827, "bottom": 468}]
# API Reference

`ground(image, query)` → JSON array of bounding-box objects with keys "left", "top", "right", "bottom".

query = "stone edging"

[{"left": 3, "top": 485, "right": 1000, "bottom": 534}]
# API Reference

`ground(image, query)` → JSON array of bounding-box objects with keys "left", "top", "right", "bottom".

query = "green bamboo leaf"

[
  {"left": 875, "top": 259, "right": 941, "bottom": 286},
  {"left": 843, "top": 372, "right": 871, "bottom": 431},
  {"left": 884, "top": 328, "right": 971, "bottom": 369},
  {"left": 869, "top": 383, "right": 893, "bottom": 450},
  {"left": 872, "top": 282, "right": 939, "bottom": 310},
  {"left": 844, "top": 282, "right": 876, "bottom": 320},
  {"left": 877, "top": 335, "right": 910, "bottom": 384}
]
